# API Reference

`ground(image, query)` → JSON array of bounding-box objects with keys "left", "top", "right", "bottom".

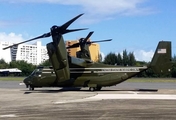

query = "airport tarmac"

[{"left": 0, "top": 81, "right": 176, "bottom": 120}]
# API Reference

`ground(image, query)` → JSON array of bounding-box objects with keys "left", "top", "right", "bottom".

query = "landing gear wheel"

[
  {"left": 96, "top": 86, "right": 102, "bottom": 91},
  {"left": 29, "top": 86, "right": 34, "bottom": 91},
  {"left": 89, "top": 87, "right": 95, "bottom": 91}
]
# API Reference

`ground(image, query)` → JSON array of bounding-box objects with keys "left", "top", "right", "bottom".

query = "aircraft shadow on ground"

[
  {"left": 23, "top": 87, "right": 82, "bottom": 94},
  {"left": 23, "top": 88, "right": 158, "bottom": 94}
]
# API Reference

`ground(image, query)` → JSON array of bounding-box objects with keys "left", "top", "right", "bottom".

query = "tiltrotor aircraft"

[{"left": 3, "top": 14, "right": 172, "bottom": 91}]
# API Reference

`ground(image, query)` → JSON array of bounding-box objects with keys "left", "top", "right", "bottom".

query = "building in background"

[
  {"left": 0, "top": 39, "right": 100, "bottom": 65},
  {"left": 0, "top": 41, "right": 49, "bottom": 65},
  {"left": 65, "top": 40, "right": 100, "bottom": 62},
  {"left": 0, "top": 41, "right": 13, "bottom": 63}
]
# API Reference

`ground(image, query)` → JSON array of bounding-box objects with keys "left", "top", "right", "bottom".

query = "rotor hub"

[{"left": 51, "top": 25, "right": 62, "bottom": 35}]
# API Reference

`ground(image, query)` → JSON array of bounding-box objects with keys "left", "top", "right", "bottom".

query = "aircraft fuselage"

[{"left": 24, "top": 62, "right": 147, "bottom": 89}]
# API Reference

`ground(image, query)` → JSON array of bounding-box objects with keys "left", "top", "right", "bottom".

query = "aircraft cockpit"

[
  {"left": 30, "top": 67, "right": 43, "bottom": 77},
  {"left": 23, "top": 66, "right": 44, "bottom": 90}
]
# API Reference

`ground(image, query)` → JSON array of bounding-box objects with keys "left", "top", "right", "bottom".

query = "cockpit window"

[
  {"left": 31, "top": 68, "right": 43, "bottom": 76},
  {"left": 31, "top": 69, "right": 36, "bottom": 76}
]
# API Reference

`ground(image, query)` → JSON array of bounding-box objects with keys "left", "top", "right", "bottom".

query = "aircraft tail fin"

[{"left": 150, "top": 41, "right": 172, "bottom": 73}]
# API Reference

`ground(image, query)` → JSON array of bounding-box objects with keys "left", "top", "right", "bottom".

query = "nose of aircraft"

[
  {"left": 23, "top": 77, "right": 30, "bottom": 88},
  {"left": 23, "top": 77, "right": 28, "bottom": 83}
]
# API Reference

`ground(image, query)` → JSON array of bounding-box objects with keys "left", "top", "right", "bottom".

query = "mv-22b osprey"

[{"left": 3, "top": 14, "right": 172, "bottom": 91}]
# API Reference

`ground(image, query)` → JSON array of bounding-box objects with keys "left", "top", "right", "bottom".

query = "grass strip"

[
  {"left": 0, "top": 77, "right": 25, "bottom": 81},
  {"left": 127, "top": 78, "right": 176, "bottom": 82}
]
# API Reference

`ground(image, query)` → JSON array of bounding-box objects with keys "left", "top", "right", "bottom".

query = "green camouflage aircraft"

[{"left": 3, "top": 14, "right": 172, "bottom": 91}]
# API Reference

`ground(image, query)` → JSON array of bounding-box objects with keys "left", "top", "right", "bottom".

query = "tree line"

[
  {"left": 0, "top": 50, "right": 176, "bottom": 77},
  {"left": 103, "top": 50, "right": 136, "bottom": 66},
  {"left": 103, "top": 50, "right": 176, "bottom": 78},
  {"left": 0, "top": 59, "right": 51, "bottom": 76}
]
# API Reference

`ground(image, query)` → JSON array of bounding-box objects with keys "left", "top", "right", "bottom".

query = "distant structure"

[
  {"left": 0, "top": 68, "right": 21, "bottom": 76},
  {"left": 0, "top": 39, "right": 100, "bottom": 65},
  {"left": 0, "top": 41, "right": 12, "bottom": 63},
  {"left": 65, "top": 40, "right": 100, "bottom": 62},
  {"left": 0, "top": 41, "right": 49, "bottom": 65}
]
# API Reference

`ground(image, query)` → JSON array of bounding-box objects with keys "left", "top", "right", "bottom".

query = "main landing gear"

[
  {"left": 26, "top": 84, "right": 34, "bottom": 91},
  {"left": 29, "top": 85, "right": 34, "bottom": 91},
  {"left": 89, "top": 86, "right": 102, "bottom": 91}
]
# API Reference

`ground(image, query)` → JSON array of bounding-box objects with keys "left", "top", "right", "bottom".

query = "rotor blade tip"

[
  {"left": 3, "top": 47, "right": 8, "bottom": 50},
  {"left": 76, "top": 13, "right": 84, "bottom": 18}
]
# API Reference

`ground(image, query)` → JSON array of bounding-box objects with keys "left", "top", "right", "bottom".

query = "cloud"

[
  {"left": 0, "top": 32, "right": 25, "bottom": 63},
  {"left": 134, "top": 50, "right": 154, "bottom": 62},
  {"left": 100, "top": 51, "right": 105, "bottom": 61},
  {"left": 3, "top": 0, "right": 154, "bottom": 24},
  {"left": 0, "top": 32, "right": 41, "bottom": 45},
  {"left": 0, "top": 32, "right": 25, "bottom": 43}
]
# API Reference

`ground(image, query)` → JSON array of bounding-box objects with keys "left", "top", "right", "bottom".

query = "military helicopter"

[{"left": 3, "top": 14, "right": 172, "bottom": 91}]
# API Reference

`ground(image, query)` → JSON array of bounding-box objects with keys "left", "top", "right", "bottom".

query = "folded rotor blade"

[
  {"left": 60, "top": 14, "right": 84, "bottom": 31},
  {"left": 83, "top": 31, "right": 94, "bottom": 44},
  {"left": 64, "top": 28, "right": 88, "bottom": 34},
  {"left": 88, "top": 39, "right": 112, "bottom": 44},
  {"left": 66, "top": 43, "right": 80, "bottom": 49},
  {"left": 67, "top": 39, "right": 112, "bottom": 49},
  {"left": 67, "top": 31, "right": 94, "bottom": 49},
  {"left": 3, "top": 14, "right": 86, "bottom": 50},
  {"left": 3, "top": 32, "right": 51, "bottom": 50}
]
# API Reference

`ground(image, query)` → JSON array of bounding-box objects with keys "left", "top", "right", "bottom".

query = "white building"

[
  {"left": 0, "top": 41, "right": 49, "bottom": 65},
  {"left": 0, "top": 41, "right": 12, "bottom": 63}
]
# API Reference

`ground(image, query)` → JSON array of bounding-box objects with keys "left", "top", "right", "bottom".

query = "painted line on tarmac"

[
  {"left": 54, "top": 94, "right": 99, "bottom": 104},
  {"left": 87, "top": 94, "right": 176, "bottom": 100},
  {"left": 54, "top": 94, "right": 176, "bottom": 104},
  {"left": 54, "top": 98, "right": 99, "bottom": 104},
  {"left": 0, "top": 114, "right": 18, "bottom": 118}
]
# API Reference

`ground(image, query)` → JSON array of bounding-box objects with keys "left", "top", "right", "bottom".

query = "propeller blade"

[
  {"left": 52, "top": 13, "right": 87, "bottom": 34},
  {"left": 67, "top": 39, "right": 112, "bottom": 49},
  {"left": 88, "top": 39, "right": 112, "bottom": 44},
  {"left": 67, "top": 31, "right": 94, "bottom": 49},
  {"left": 66, "top": 43, "right": 80, "bottom": 49},
  {"left": 3, "top": 14, "right": 85, "bottom": 50},
  {"left": 64, "top": 28, "right": 88, "bottom": 34},
  {"left": 3, "top": 32, "right": 51, "bottom": 50},
  {"left": 60, "top": 13, "right": 84, "bottom": 31},
  {"left": 82, "top": 31, "right": 94, "bottom": 44},
  {"left": 3, "top": 14, "right": 86, "bottom": 50}
]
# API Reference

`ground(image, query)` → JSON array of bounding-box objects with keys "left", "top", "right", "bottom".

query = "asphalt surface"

[
  {"left": 1, "top": 80, "right": 176, "bottom": 89},
  {"left": 0, "top": 81, "right": 176, "bottom": 120}
]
